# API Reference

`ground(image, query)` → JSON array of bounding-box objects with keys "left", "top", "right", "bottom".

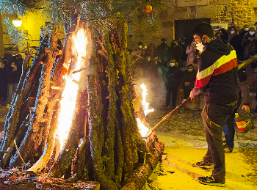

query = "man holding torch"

[{"left": 190, "top": 23, "right": 239, "bottom": 186}]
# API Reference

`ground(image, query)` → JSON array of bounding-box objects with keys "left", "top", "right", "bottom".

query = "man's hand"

[
  {"left": 242, "top": 105, "right": 250, "bottom": 113},
  {"left": 190, "top": 91, "right": 195, "bottom": 100},
  {"left": 12, "top": 66, "right": 17, "bottom": 72}
]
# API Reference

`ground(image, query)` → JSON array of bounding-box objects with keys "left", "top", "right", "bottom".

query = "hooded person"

[
  {"left": 190, "top": 22, "right": 238, "bottom": 186},
  {"left": 155, "top": 38, "right": 169, "bottom": 81},
  {"left": 227, "top": 25, "right": 238, "bottom": 42},
  {"left": 168, "top": 40, "right": 183, "bottom": 67}
]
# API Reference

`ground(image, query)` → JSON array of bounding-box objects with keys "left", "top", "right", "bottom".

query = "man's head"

[
  {"left": 138, "top": 42, "right": 143, "bottom": 49},
  {"left": 248, "top": 27, "right": 256, "bottom": 37},
  {"left": 244, "top": 25, "right": 249, "bottom": 32},
  {"left": 187, "top": 64, "right": 194, "bottom": 72},
  {"left": 169, "top": 59, "right": 178, "bottom": 67},
  {"left": 193, "top": 23, "right": 214, "bottom": 44},
  {"left": 161, "top": 38, "right": 167, "bottom": 43}
]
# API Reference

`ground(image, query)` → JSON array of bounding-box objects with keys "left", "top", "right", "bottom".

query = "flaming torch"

[{"left": 136, "top": 83, "right": 154, "bottom": 137}]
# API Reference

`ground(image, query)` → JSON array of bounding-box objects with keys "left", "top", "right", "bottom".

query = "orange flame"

[
  {"left": 136, "top": 118, "right": 149, "bottom": 137},
  {"left": 56, "top": 29, "right": 88, "bottom": 150},
  {"left": 136, "top": 83, "right": 154, "bottom": 137},
  {"left": 140, "top": 83, "right": 154, "bottom": 116}
]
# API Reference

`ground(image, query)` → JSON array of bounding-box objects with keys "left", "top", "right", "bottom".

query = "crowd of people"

[
  {"left": 131, "top": 21, "right": 257, "bottom": 187},
  {"left": 0, "top": 54, "right": 23, "bottom": 109},
  {"left": 131, "top": 22, "right": 257, "bottom": 111}
]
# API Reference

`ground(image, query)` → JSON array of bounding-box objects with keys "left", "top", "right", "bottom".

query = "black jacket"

[
  {"left": 155, "top": 43, "right": 169, "bottom": 67},
  {"left": 181, "top": 69, "right": 197, "bottom": 89},
  {"left": 6, "top": 59, "right": 22, "bottom": 84},
  {"left": 165, "top": 66, "right": 183, "bottom": 88},
  {"left": 192, "top": 39, "right": 238, "bottom": 104}
]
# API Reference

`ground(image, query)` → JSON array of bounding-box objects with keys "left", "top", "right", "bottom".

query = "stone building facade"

[{"left": 128, "top": 0, "right": 257, "bottom": 49}]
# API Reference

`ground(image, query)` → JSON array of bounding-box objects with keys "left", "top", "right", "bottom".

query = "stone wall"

[{"left": 128, "top": 0, "right": 257, "bottom": 49}]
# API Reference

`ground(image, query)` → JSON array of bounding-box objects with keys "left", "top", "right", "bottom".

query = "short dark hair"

[
  {"left": 193, "top": 23, "right": 214, "bottom": 38},
  {"left": 161, "top": 38, "right": 167, "bottom": 42}
]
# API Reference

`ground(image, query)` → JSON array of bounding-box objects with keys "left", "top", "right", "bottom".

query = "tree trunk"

[{"left": 88, "top": 75, "right": 119, "bottom": 190}]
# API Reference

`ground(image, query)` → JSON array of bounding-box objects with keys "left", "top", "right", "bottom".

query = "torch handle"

[{"left": 146, "top": 97, "right": 191, "bottom": 137}]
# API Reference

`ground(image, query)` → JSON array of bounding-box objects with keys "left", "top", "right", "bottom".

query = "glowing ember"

[
  {"left": 140, "top": 83, "right": 154, "bottom": 116},
  {"left": 57, "top": 29, "right": 88, "bottom": 150},
  {"left": 136, "top": 118, "right": 149, "bottom": 137}
]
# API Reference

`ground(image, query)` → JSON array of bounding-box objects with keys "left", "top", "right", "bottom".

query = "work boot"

[
  {"left": 195, "top": 161, "right": 213, "bottom": 167},
  {"left": 223, "top": 143, "right": 233, "bottom": 153},
  {"left": 198, "top": 176, "right": 225, "bottom": 186}
]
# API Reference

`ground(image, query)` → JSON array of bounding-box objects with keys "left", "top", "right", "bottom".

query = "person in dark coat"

[
  {"left": 165, "top": 59, "right": 182, "bottom": 107},
  {"left": 0, "top": 59, "right": 7, "bottom": 105},
  {"left": 241, "top": 27, "right": 257, "bottom": 60},
  {"left": 155, "top": 38, "right": 169, "bottom": 82},
  {"left": 181, "top": 64, "right": 196, "bottom": 100},
  {"left": 6, "top": 55, "right": 22, "bottom": 107},
  {"left": 168, "top": 41, "right": 183, "bottom": 67}
]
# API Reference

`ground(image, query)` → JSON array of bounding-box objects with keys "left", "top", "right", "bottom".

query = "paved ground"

[{"left": 144, "top": 104, "right": 257, "bottom": 190}]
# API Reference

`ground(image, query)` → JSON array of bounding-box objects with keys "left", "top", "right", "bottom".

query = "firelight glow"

[
  {"left": 140, "top": 83, "right": 154, "bottom": 116},
  {"left": 136, "top": 118, "right": 150, "bottom": 137},
  {"left": 57, "top": 29, "right": 88, "bottom": 150},
  {"left": 136, "top": 83, "right": 154, "bottom": 137}
]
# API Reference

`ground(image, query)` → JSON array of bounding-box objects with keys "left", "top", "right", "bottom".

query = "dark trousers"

[
  {"left": 225, "top": 113, "right": 235, "bottom": 148},
  {"left": 165, "top": 86, "right": 178, "bottom": 107},
  {"left": 183, "top": 88, "right": 192, "bottom": 99},
  {"left": 202, "top": 102, "right": 236, "bottom": 182}
]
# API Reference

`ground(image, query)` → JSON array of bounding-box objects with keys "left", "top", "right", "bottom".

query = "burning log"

[
  {"left": 121, "top": 132, "right": 164, "bottom": 190},
  {"left": 51, "top": 89, "right": 87, "bottom": 177},
  {"left": 1, "top": 35, "right": 47, "bottom": 156},
  {"left": 9, "top": 24, "right": 60, "bottom": 166},
  {"left": 26, "top": 101, "right": 60, "bottom": 176}
]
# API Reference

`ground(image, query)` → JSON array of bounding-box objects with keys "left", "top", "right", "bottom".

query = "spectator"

[
  {"left": 168, "top": 41, "right": 183, "bottom": 67},
  {"left": 227, "top": 25, "right": 238, "bottom": 42},
  {"left": 219, "top": 29, "right": 229, "bottom": 43},
  {"left": 136, "top": 42, "right": 143, "bottom": 56},
  {"left": 165, "top": 59, "right": 182, "bottom": 108},
  {"left": 251, "top": 61, "right": 257, "bottom": 112},
  {"left": 148, "top": 43, "right": 155, "bottom": 60},
  {"left": 0, "top": 59, "right": 7, "bottom": 105},
  {"left": 239, "top": 24, "right": 249, "bottom": 39},
  {"left": 230, "top": 34, "right": 244, "bottom": 61},
  {"left": 155, "top": 38, "right": 169, "bottom": 80},
  {"left": 141, "top": 43, "right": 148, "bottom": 58},
  {"left": 186, "top": 38, "right": 197, "bottom": 67},
  {"left": 181, "top": 64, "right": 196, "bottom": 101},
  {"left": 6, "top": 55, "right": 22, "bottom": 108},
  {"left": 241, "top": 27, "right": 257, "bottom": 60}
]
